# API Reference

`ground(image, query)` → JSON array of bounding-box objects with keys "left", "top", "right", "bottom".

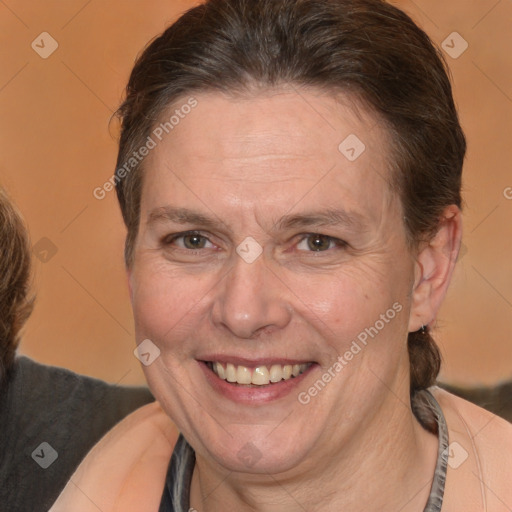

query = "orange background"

[{"left": 1, "top": 0, "right": 511, "bottom": 386}]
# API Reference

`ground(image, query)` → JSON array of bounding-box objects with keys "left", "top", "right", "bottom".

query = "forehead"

[
  {"left": 140, "top": 88, "right": 397, "bottom": 226},
  {"left": 159, "top": 89, "right": 388, "bottom": 161}
]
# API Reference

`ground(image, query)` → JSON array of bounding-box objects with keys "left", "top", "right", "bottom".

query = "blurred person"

[
  {"left": 51, "top": 0, "right": 512, "bottom": 511},
  {"left": 0, "top": 187, "right": 154, "bottom": 511}
]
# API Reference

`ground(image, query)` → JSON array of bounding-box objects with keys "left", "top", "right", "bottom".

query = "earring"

[{"left": 420, "top": 325, "right": 427, "bottom": 334}]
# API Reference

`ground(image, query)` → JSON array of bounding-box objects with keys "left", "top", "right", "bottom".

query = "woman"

[{"left": 52, "top": 0, "right": 512, "bottom": 510}]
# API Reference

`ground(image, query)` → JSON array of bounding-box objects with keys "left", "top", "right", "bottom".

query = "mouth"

[
  {"left": 198, "top": 356, "right": 318, "bottom": 404},
  {"left": 205, "top": 361, "right": 313, "bottom": 387}
]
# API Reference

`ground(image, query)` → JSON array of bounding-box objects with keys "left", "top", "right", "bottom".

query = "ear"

[{"left": 408, "top": 205, "right": 462, "bottom": 332}]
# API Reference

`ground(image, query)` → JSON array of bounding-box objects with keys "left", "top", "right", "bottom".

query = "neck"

[{"left": 190, "top": 391, "right": 438, "bottom": 512}]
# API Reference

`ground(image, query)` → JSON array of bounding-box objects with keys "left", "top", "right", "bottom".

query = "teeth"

[
  {"left": 210, "top": 362, "right": 310, "bottom": 386},
  {"left": 214, "top": 362, "right": 225, "bottom": 380},
  {"left": 269, "top": 364, "right": 284, "bottom": 383},
  {"left": 236, "top": 365, "right": 252, "bottom": 385},
  {"left": 226, "top": 363, "right": 237, "bottom": 383},
  {"left": 252, "top": 366, "right": 270, "bottom": 385}
]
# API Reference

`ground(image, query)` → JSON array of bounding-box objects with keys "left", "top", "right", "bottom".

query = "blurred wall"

[{"left": 0, "top": 0, "right": 510, "bottom": 386}]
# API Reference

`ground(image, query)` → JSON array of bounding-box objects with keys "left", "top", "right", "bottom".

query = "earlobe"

[{"left": 408, "top": 205, "right": 463, "bottom": 333}]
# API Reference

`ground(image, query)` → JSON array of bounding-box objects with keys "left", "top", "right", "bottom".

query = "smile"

[{"left": 206, "top": 361, "right": 313, "bottom": 386}]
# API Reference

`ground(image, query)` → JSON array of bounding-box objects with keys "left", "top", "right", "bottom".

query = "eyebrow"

[
  {"left": 274, "top": 209, "right": 368, "bottom": 232},
  {"left": 146, "top": 206, "right": 367, "bottom": 233},
  {"left": 147, "top": 206, "right": 226, "bottom": 231}
]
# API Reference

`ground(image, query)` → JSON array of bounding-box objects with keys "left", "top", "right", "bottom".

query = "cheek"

[
  {"left": 131, "top": 263, "right": 209, "bottom": 342},
  {"left": 287, "top": 267, "right": 382, "bottom": 315},
  {"left": 287, "top": 266, "right": 408, "bottom": 348}
]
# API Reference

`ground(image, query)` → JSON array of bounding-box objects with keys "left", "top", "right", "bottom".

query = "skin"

[{"left": 128, "top": 88, "right": 462, "bottom": 511}]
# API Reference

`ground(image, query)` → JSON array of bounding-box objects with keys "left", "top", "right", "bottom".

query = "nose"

[{"left": 211, "top": 254, "right": 292, "bottom": 339}]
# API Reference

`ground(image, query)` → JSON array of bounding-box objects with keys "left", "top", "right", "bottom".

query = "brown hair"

[
  {"left": 114, "top": 0, "right": 466, "bottom": 392},
  {"left": 0, "top": 188, "right": 34, "bottom": 383}
]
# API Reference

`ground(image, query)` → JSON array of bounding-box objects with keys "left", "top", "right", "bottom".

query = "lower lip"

[{"left": 198, "top": 361, "right": 317, "bottom": 404}]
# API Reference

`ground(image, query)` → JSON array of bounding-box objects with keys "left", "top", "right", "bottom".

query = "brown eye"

[
  {"left": 307, "top": 234, "right": 332, "bottom": 251},
  {"left": 182, "top": 233, "right": 208, "bottom": 249},
  {"left": 296, "top": 233, "right": 347, "bottom": 252},
  {"left": 296, "top": 234, "right": 344, "bottom": 253},
  {"left": 165, "top": 231, "right": 213, "bottom": 250}
]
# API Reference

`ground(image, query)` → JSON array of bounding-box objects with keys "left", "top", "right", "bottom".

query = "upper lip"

[{"left": 198, "top": 355, "right": 316, "bottom": 367}]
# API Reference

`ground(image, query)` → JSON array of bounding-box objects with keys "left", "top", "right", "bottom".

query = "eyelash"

[
  {"left": 163, "top": 231, "right": 215, "bottom": 251},
  {"left": 295, "top": 234, "right": 347, "bottom": 252},
  {"left": 162, "top": 231, "right": 347, "bottom": 254}
]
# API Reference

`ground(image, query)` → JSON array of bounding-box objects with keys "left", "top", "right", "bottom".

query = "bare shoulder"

[
  {"left": 108, "top": 401, "right": 180, "bottom": 450},
  {"left": 432, "top": 386, "right": 512, "bottom": 444},
  {"left": 431, "top": 387, "right": 512, "bottom": 511}
]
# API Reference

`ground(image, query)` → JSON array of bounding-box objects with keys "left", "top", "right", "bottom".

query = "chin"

[{"left": 196, "top": 424, "right": 316, "bottom": 475}]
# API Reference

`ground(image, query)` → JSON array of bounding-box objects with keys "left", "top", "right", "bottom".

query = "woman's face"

[{"left": 129, "top": 88, "right": 421, "bottom": 474}]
